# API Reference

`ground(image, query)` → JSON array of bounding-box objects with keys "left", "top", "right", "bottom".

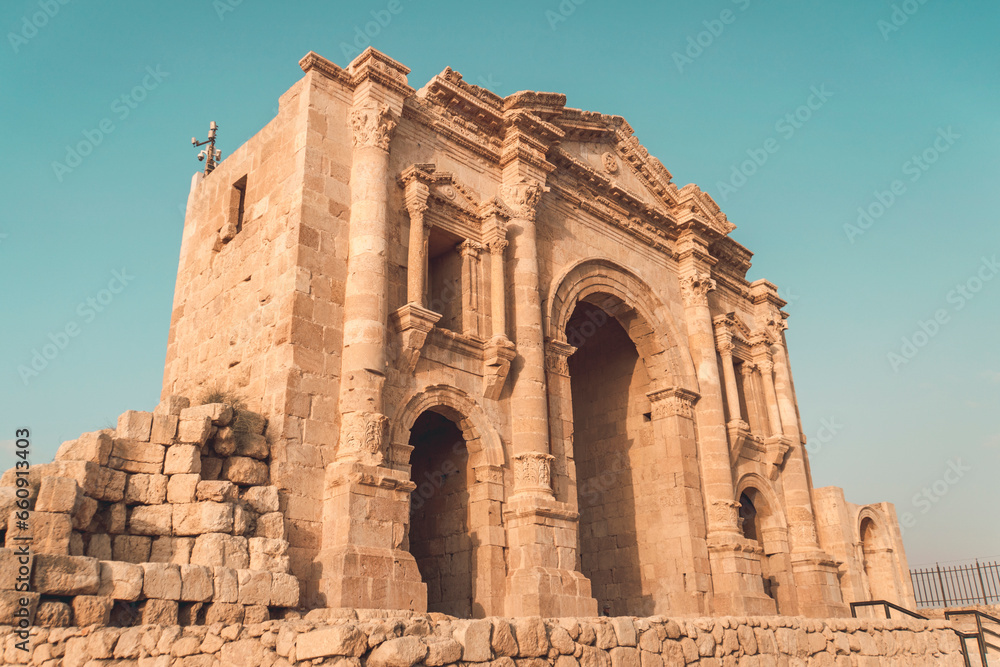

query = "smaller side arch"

[{"left": 390, "top": 384, "right": 505, "bottom": 469}]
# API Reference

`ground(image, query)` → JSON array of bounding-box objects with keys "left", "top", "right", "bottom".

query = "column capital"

[
  {"left": 679, "top": 272, "right": 717, "bottom": 308},
  {"left": 500, "top": 180, "right": 547, "bottom": 219},
  {"left": 544, "top": 339, "right": 577, "bottom": 377},
  {"left": 512, "top": 451, "right": 554, "bottom": 494},
  {"left": 459, "top": 239, "right": 484, "bottom": 257},
  {"left": 647, "top": 386, "right": 701, "bottom": 419},
  {"left": 739, "top": 362, "right": 757, "bottom": 378},
  {"left": 403, "top": 180, "right": 430, "bottom": 214},
  {"left": 350, "top": 101, "right": 397, "bottom": 150}
]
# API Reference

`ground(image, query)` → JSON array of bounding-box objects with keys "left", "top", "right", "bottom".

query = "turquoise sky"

[{"left": 2, "top": 1, "right": 998, "bottom": 569}]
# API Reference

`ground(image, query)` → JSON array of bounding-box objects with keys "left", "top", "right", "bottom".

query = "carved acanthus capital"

[
  {"left": 709, "top": 499, "right": 741, "bottom": 531},
  {"left": 647, "top": 386, "right": 700, "bottom": 420},
  {"left": 765, "top": 317, "right": 789, "bottom": 346},
  {"left": 512, "top": 452, "right": 554, "bottom": 491},
  {"left": 342, "top": 410, "right": 389, "bottom": 465},
  {"left": 739, "top": 363, "right": 757, "bottom": 379},
  {"left": 459, "top": 239, "right": 484, "bottom": 258},
  {"left": 350, "top": 101, "right": 396, "bottom": 150},
  {"left": 679, "top": 272, "right": 716, "bottom": 307},
  {"left": 403, "top": 181, "right": 430, "bottom": 217},
  {"left": 545, "top": 339, "right": 577, "bottom": 378},
  {"left": 500, "top": 180, "right": 546, "bottom": 219},
  {"left": 488, "top": 238, "right": 509, "bottom": 255}
]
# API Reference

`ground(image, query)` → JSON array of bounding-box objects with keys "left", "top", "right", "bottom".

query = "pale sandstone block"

[
  {"left": 117, "top": 411, "right": 153, "bottom": 441},
  {"left": 86, "top": 533, "right": 112, "bottom": 560},
  {"left": 155, "top": 395, "right": 190, "bottom": 416},
  {"left": 212, "top": 427, "right": 237, "bottom": 456},
  {"left": 235, "top": 433, "right": 269, "bottom": 460},
  {"left": 249, "top": 537, "right": 290, "bottom": 573},
  {"left": 237, "top": 568, "right": 271, "bottom": 605},
  {"left": 108, "top": 439, "right": 165, "bottom": 474},
  {"left": 223, "top": 457, "right": 269, "bottom": 485},
  {"left": 242, "top": 485, "right": 280, "bottom": 513},
  {"left": 180, "top": 564, "right": 214, "bottom": 601},
  {"left": 141, "top": 598, "right": 178, "bottom": 625},
  {"left": 173, "top": 501, "right": 234, "bottom": 535},
  {"left": 455, "top": 618, "right": 493, "bottom": 662},
  {"left": 178, "top": 416, "right": 213, "bottom": 445},
  {"left": 196, "top": 479, "right": 238, "bottom": 502},
  {"left": 182, "top": 403, "right": 234, "bottom": 426},
  {"left": 191, "top": 533, "right": 249, "bottom": 569},
  {"left": 31, "top": 553, "right": 100, "bottom": 595},
  {"left": 233, "top": 502, "right": 251, "bottom": 536},
  {"left": 201, "top": 456, "right": 223, "bottom": 480},
  {"left": 367, "top": 636, "right": 428, "bottom": 667},
  {"left": 0, "top": 590, "right": 38, "bottom": 625},
  {"left": 425, "top": 637, "right": 463, "bottom": 666},
  {"left": 113, "top": 535, "right": 151, "bottom": 563},
  {"left": 97, "top": 560, "right": 143, "bottom": 600},
  {"left": 49, "top": 461, "right": 125, "bottom": 502},
  {"left": 269, "top": 571, "right": 299, "bottom": 607},
  {"left": 123, "top": 473, "right": 168, "bottom": 505},
  {"left": 71, "top": 595, "right": 113, "bottom": 626},
  {"left": 164, "top": 444, "right": 202, "bottom": 475},
  {"left": 72, "top": 494, "right": 98, "bottom": 530},
  {"left": 244, "top": 604, "right": 270, "bottom": 624},
  {"left": 0, "top": 548, "right": 31, "bottom": 590},
  {"left": 35, "top": 476, "right": 81, "bottom": 513},
  {"left": 167, "top": 473, "right": 201, "bottom": 504},
  {"left": 205, "top": 601, "right": 244, "bottom": 625},
  {"left": 34, "top": 598, "right": 70, "bottom": 627},
  {"left": 141, "top": 562, "right": 182, "bottom": 599},
  {"left": 150, "top": 536, "right": 194, "bottom": 564},
  {"left": 128, "top": 504, "right": 173, "bottom": 536},
  {"left": 150, "top": 413, "right": 179, "bottom": 444},
  {"left": 104, "top": 501, "right": 127, "bottom": 533},
  {"left": 492, "top": 618, "right": 519, "bottom": 657},
  {"left": 213, "top": 566, "right": 239, "bottom": 603},
  {"left": 512, "top": 617, "right": 549, "bottom": 657},
  {"left": 609, "top": 647, "right": 639, "bottom": 667},
  {"left": 55, "top": 431, "right": 113, "bottom": 465},
  {"left": 255, "top": 512, "right": 285, "bottom": 539},
  {"left": 296, "top": 626, "right": 370, "bottom": 660},
  {"left": 10, "top": 511, "right": 71, "bottom": 554}
]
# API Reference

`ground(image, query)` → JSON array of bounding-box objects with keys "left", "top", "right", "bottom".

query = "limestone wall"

[{"left": 0, "top": 612, "right": 967, "bottom": 666}]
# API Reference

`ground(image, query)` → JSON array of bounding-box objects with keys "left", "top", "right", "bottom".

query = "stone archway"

[
  {"left": 391, "top": 385, "right": 506, "bottom": 617},
  {"left": 859, "top": 510, "right": 897, "bottom": 602},
  {"left": 543, "top": 259, "right": 708, "bottom": 616},
  {"left": 737, "top": 475, "right": 793, "bottom": 614}
]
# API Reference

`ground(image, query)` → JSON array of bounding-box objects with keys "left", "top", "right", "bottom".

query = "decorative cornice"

[
  {"left": 299, "top": 51, "right": 353, "bottom": 85},
  {"left": 346, "top": 47, "right": 413, "bottom": 97}
]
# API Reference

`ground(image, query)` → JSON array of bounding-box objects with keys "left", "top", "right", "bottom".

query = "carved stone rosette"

[
  {"left": 679, "top": 272, "right": 717, "bottom": 308},
  {"left": 350, "top": 102, "right": 397, "bottom": 150},
  {"left": 342, "top": 410, "right": 389, "bottom": 465},
  {"left": 647, "top": 386, "right": 700, "bottom": 420},
  {"left": 512, "top": 452, "right": 554, "bottom": 492},
  {"left": 499, "top": 180, "right": 545, "bottom": 219}
]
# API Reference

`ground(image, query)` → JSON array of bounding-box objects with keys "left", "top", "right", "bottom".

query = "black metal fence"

[{"left": 911, "top": 560, "right": 1000, "bottom": 608}]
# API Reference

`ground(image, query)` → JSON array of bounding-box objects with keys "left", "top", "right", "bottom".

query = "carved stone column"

[
  {"left": 488, "top": 236, "right": 509, "bottom": 340},
  {"left": 459, "top": 240, "right": 483, "bottom": 337},
  {"left": 483, "top": 220, "right": 516, "bottom": 400},
  {"left": 715, "top": 323, "right": 750, "bottom": 463},
  {"left": 405, "top": 181, "right": 429, "bottom": 308},
  {"left": 321, "top": 50, "right": 424, "bottom": 612}
]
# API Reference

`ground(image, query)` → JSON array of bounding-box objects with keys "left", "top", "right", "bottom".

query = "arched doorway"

[
  {"left": 860, "top": 516, "right": 895, "bottom": 602},
  {"left": 407, "top": 410, "right": 473, "bottom": 617},
  {"left": 738, "top": 486, "right": 793, "bottom": 614},
  {"left": 568, "top": 300, "right": 653, "bottom": 616}
]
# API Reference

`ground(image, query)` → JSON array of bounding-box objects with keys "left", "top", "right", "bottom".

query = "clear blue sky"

[{"left": 1, "top": 1, "right": 997, "bottom": 569}]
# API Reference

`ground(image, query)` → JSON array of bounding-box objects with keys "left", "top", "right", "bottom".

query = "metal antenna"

[{"left": 191, "top": 121, "right": 222, "bottom": 175}]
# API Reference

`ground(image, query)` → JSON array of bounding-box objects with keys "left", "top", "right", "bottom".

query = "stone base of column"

[
  {"left": 707, "top": 535, "right": 778, "bottom": 616},
  {"left": 502, "top": 498, "right": 597, "bottom": 617},
  {"left": 317, "top": 461, "right": 427, "bottom": 611},
  {"left": 790, "top": 550, "right": 850, "bottom": 617}
]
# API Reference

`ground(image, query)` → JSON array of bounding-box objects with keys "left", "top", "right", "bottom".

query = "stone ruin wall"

[
  {"left": 0, "top": 397, "right": 299, "bottom": 629},
  {"left": 0, "top": 610, "right": 968, "bottom": 666}
]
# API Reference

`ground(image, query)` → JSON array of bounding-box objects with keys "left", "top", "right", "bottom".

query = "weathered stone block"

[
  {"left": 123, "top": 473, "right": 168, "bottom": 505},
  {"left": 0, "top": 590, "right": 38, "bottom": 625},
  {"left": 178, "top": 416, "right": 214, "bottom": 445},
  {"left": 150, "top": 413, "right": 179, "bottom": 444},
  {"left": 0, "top": 547, "right": 32, "bottom": 590},
  {"left": 196, "top": 480, "right": 238, "bottom": 502},
  {"left": 31, "top": 553, "right": 100, "bottom": 595},
  {"left": 173, "top": 501, "right": 235, "bottom": 535},
  {"left": 49, "top": 461, "right": 126, "bottom": 502},
  {"left": 180, "top": 564, "right": 215, "bottom": 601},
  {"left": 242, "top": 486, "right": 280, "bottom": 513},
  {"left": 456, "top": 618, "right": 493, "bottom": 662},
  {"left": 117, "top": 410, "right": 154, "bottom": 441},
  {"left": 297, "top": 625, "right": 370, "bottom": 660},
  {"left": 191, "top": 533, "right": 249, "bottom": 569},
  {"left": 108, "top": 439, "right": 166, "bottom": 474},
  {"left": 149, "top": 536, "right": 194, "bottom": 564},
  {"left": 71, "top": 595, "right": 113, "bottom": 626},
  {"left": 425, "top": 637, "right": 463, "bottom": 666},
  {"left": 513, "top": 617, "right": 550, "bottom": 657},
  {"left": 167, "top": 473, "right": 201, "bottom": 504},
  {"left": 97, "top": 560, "right": 143, "bottom": 600},
  {"left": 205, "top": 601, "right": 244, "bottom": 625},
  {"left": 213, "top": 566, "right": 239, "bottom": 603},
  {"left": 140, "top": 598, "right": 178, "bottom": 625},
  {"left": 269, "top": 571, "right": 299, "bottom": 607},
  {"left": 86, "top": 533, "right": 112, "bottom": 560},
  {"left": 113, "top": 534, "right": 151, "bottom": 563},
  {"left": 141, "top": 562, "right": 182, "bottom": 600},
  {"left": 237, "top": 568, "right": 271, "bottom": 605},
  {"left": 368, "top": 636, "right": 428, "bottom": 667},
  {"left": 128, "top": 504, "right": 173, "bottom": 535},
  {"left": 212, "top": 426, "right": 238, "bottom": 456},
  {"left": 55, "top": 431, "right": 113, "bottom": 465},
  {"left": 249, "top": 537, "right": 290, "bottom": 573},
  {"left": 72, "top": 494, "right": 98, "bottom": 530},
  {"left": 255, "top": 512, "right": 285, "bottom": 539},
  {"left": 35, "top": 599, "right": 71, "bottom": 627},
  {"left": 35, "top": 476, "right": 81, "bottom": 513},
  {"left": 155, "top": 395, "right": 190, "bottom": 416},
  {"left": 164, "top": 444, "right": 202, "bottom": 475},
  {"left": 182, "top": 403, "right": 234, "bottom": 426},
  {"left": 235, "top": 433, "right": 269, "bottom": 460},
  {"left": 7, "top": 510, "right": 70, "bottom": 554},
  {"left": 223, "top": 457, "right": 269, "bottom": 485}
]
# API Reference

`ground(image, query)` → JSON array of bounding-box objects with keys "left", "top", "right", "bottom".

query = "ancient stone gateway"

[{"left": 159, "top": 47, "right": 914, "bottom": 618}]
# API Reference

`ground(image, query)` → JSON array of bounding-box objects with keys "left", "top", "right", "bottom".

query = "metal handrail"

[
  {"left": 945, "top": 610, "right": 1000, "bottom": 666},
  {"left": 850, "top": 600, "right": 928, "bottom": 620}
]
